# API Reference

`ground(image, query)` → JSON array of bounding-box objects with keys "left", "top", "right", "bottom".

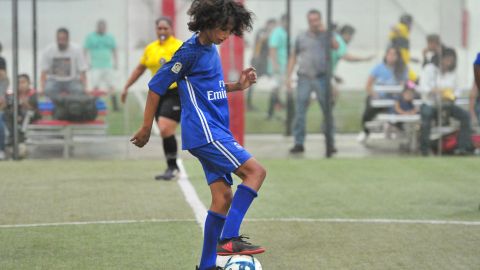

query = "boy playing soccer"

[{"left": 130, "top": 1, "right": 265, "bottom": 269}]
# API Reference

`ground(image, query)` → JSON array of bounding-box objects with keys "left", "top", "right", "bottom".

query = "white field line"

[
  {"left": 2, "top": 159, "right": 478, "bottom": 229},
  {"left": 0, "top": 159, "right": 210, "bottom": 231},
  {"left": 176, "top": 159, "right": 208, "bottom": 230},
  {"left": 245, "top": 218, "right": 480, "bottom": 226},
  {"left": 2, "top": 217, "right": 480, "bottom": 229},
  {"left": 0, "top": 219, "right": 196, "bottom": 229},
  {"left": 133, "top": 90, "right": 160, "bottom": 136}
]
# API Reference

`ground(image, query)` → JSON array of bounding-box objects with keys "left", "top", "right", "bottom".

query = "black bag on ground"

[{"left": 52, "top": 95, "right": 98, "bottom": 122}]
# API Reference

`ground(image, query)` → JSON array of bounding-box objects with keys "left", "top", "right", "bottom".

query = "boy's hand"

[
  {"left": 237, "top": 67, "right": 257, "bottom": 90},
  {"left": 130, "top": 126, "right": 152, "bottom": 148}
]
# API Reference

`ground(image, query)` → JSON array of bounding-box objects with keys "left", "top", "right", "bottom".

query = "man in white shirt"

[
  {"left": 40, "top": 28, "right": 88, "bottom": 99},
  {"left": 418, "top": 48, "right": 473, "bottom": 155}
]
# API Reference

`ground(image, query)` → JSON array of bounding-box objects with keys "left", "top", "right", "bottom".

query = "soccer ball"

[{"left": 219, "top": 255, "right": 262, "bottom": 270}]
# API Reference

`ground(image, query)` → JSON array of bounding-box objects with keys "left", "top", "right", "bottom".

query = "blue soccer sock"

[
  {"left": 221, "top": 184, "right": 258, "bottom": 240},
  {"left": 199, "top": 210, "right": 226, "bottom": 270}
]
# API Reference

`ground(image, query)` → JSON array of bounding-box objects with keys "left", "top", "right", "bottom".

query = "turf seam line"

[{"left": 177, "top": 159, "right": 208, "bottom": 230}]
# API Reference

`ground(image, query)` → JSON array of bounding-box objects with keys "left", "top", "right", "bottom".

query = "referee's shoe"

[{"left": 155, "top": 167, "right": 179, "bottom": 181}]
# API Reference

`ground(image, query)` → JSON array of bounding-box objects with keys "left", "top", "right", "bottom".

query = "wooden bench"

[{"left": 26, "top": 99, "right": 108, "bottom": 158}]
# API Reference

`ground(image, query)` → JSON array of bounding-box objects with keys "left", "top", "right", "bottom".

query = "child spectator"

[
  {"left": 4, "top": 74, "right": 41, "bottom": 146},
  {"left": 394, "top": 82, "right": 418, "bottom": 115}
]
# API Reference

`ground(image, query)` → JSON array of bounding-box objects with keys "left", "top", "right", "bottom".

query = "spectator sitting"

[
  {"left": 470, "top": 52, "right": 480, "bottom": 127},
  {"left": 4, "top": 74, "right": 41, "bottom": 146},
  {"left": 381, "top": 82, "right": 419, "bottom": 138},
  {"left": 394, "top": 82, "right": 419, "bottom": 116},
  {"left": 40, "top": 28, "right": 88, "bottom": 99},
  {"left": 418, "top": 48, "right": 474, "bottom": 156},
  {"left": 422, "top": 34, "right": 448, "bottom": 68},
  {"left": 357, "top": 46, "right": 407, "bottom": 143}
]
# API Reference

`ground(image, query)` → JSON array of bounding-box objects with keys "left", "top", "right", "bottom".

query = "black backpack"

[{"left": 52, "top": 95, "right": 98, "bottom": 122}]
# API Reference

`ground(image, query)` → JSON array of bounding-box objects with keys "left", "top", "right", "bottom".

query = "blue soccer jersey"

[
  {"left": 149, "top": 35, "right": 233, "bottom": 150},
  {"left": 475, "top": 53, "right": 480, "bottom": 65}
]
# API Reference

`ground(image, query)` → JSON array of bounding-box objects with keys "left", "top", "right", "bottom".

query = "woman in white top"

[{"left": 418, "top": 48, "right": 473, "bottom": 156}]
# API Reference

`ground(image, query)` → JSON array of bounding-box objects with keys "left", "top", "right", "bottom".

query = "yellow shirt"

[
  {"left": 140, "top": 36, "right": 183, "bottom": 89},
  {"left": 389, "top": 23, "right": 410, "bottom": 64}
]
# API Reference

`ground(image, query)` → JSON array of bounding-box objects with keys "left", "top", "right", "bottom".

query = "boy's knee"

[
  {"left": 256, "top": 164, "right": 267, "bottom": 181},
  {"left": 242, "top": 161, "right": 266, "bottom": 180},
  {"left": 212, "top": 189, "right": 232, "bottom": 207}
]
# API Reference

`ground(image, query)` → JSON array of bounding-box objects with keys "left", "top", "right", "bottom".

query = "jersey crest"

[{"left": 171, "top": 62, "right": 182, "bottom": 74}]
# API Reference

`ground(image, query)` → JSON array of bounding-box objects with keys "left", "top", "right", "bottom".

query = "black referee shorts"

[{"left": 155, "top": 87, "right": 181, "bottom": 123}]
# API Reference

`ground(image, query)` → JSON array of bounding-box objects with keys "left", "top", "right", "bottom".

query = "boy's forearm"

[
  {"left": 226, "top": 82, "right": 241, "bottom": 92},
  {"left": 142, "top": 90, "right": 161, "bottom": 129}
]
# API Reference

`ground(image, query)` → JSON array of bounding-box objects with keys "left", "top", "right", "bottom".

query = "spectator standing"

[
  {"left": 266, "top": 14, "right": 288, "bottom": 120},
  {"left": 40, "top": 28, "right": 88, "bottom": 99},
  {"left": 389, "top": 14, "right": 413, "bottom": 65},
  {"left": 0, "top": 42, "right": 8, "bottom": 95},
  {"left": 286, "top": 9, "right": 339, "bottom": 154},
  {"left": 332, "top": 25, "right": 374, "bottom": 73},
  {"left": 389, "top": 14, "right": 418, "bottom": 82},
  {"left": 121, "top": 17, "right": 183, "bottom": 180},
  {"left": 357, "top": 47, "right": 407, "bottom": 143},
  {"left": 0, "top": 42, "right": 8, "bottom": 160},
  {"left": 331, "top": 25, "right": 374, "bottom": 100},
  {"left": 418, "top": 48, "right": 473, "bottom": 156},
  {"left": 247, "top": 18, "right": 276, "bottom": 111},
  {"left": 84, "top": 20, "right": 119, "bottom": 111}
]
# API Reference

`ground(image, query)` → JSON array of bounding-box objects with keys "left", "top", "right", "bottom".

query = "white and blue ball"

[{"left": 218, "top": 255, "right": 262, "bottom": 270}]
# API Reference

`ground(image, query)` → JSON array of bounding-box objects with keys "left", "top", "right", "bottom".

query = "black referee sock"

[{"left": 163, "top": 135, "right": 178, "bottom": 169}]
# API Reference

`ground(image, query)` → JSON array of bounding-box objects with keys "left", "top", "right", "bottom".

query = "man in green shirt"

[
  {"left": 331, "top": 25, "right": 374, "bottom": 102},
  {"left": 267, "top": 14, "right": 288, "bottom": 120},
  {"left": 84, "top": 20, "right": 119, "bottom": 111}
]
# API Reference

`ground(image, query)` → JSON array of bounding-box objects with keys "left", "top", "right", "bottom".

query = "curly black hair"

[{"left": 187, "top": 0, "right": 254, "bottom": 37}]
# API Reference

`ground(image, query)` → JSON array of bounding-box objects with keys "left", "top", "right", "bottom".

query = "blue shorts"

[{"left": 188, "top": 137, "right": 252, "bottom": 185}]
